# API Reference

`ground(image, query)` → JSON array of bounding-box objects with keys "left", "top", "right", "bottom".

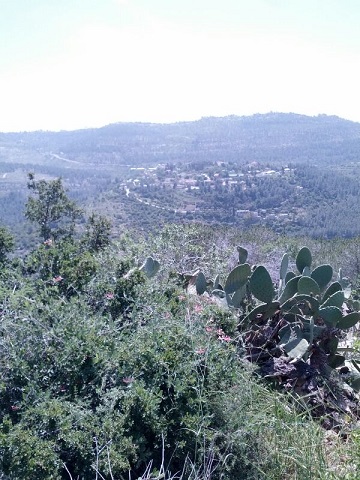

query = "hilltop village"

[{"left": 121, "top": 161, "right": 305, "bottom": 231}]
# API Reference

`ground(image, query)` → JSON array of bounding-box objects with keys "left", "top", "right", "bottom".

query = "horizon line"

[{"left": 0, "top": 111, "right": 356, "bottom": 135}]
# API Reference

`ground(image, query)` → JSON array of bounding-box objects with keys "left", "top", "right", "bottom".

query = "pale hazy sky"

[{"left": 1, "top": 0, "right": 360, "bottom": 131}]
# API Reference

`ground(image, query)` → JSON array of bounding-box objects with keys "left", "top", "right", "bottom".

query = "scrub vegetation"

[{"left": 1, "top": 177, "right": 360, "bottom": 479}]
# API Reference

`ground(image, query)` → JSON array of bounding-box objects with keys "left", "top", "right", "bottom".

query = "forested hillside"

[
  {"left": 2, "top": 113, "right": 360, "bottom": 246},
  {"left": 2, "top": 113, "right": 360, "bottom": 166}
]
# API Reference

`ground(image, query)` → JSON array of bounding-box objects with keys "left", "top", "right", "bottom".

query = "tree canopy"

[{"left": 25, "top": 173, "right": 82, "bottom": 240}]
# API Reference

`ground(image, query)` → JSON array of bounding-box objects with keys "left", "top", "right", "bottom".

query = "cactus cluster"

[
  {"left": 187, "top": 245, "right": 360, "bottom": 389},
  {"left": 140, "top": 247, "right": 360, "bottom": 393},
  {"left": 241, "top": 248, "right": 360, "bottom": 371},
  {"left": 139, "top": 246, "right": 360, "bottom": 425}
]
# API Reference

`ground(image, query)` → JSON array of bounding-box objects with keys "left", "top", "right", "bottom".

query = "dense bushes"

[
  {"left": 0, "top": 179, "right": 358, "bottom": 479},
  {"left": 0, "top": 229, "right": 350, "bottom": 479}
]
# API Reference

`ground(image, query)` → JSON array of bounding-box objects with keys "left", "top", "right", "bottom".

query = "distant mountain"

[{"left": 2, "top": 113, "right": 360, "bottom": 166}]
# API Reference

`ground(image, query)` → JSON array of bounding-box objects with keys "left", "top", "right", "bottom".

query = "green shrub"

[{"left": 0, "top": 233, "right": 353, "bottom": 479}]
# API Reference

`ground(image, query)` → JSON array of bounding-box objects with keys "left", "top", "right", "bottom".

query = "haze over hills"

[
  {"left": 2, "top": 112, "right": 360, "bottom": 166},
  {"left": 2, "top": 112, "right": 360, "bottom": 244}
]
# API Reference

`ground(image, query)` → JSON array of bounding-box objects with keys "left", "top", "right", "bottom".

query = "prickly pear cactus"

[
  {"left": 182, "top": 244, "right": 360, "bottom": 402},
  {"left": 285, "top": 271, "right": 296, "bottom": 284},
  {"left": 196, "top": 271, "right": 207, "bottom": 295},
  {"left": 237, "top": 246, "right": 248, "bottom": 265},
  {"left": 249, "top": 266, "right": 274, "bottom": 304},
  {"left": 140, "top": 256, "right": 160, "bottom": 278},
  {"left": 180, "top": 244, "right": 360, "bottom": 420},
  {"left": 278, "top": 276, "right": 301, "bottom": 304},
  {"left": 322, "top": 282, "right": 342, "bottom": 302},
  {"left": 311, "top": 264, "right": 333, "bottom": 290},
  {"left": 338, "top": 312, "right": 360, "bottom": 330},
  {"left": 296, "top": 246, "right": 312, "bottom": 274},
  {"left": 231, "top": 286, "right": 247, "bottom": 308},
  {"left": 321, "top": 291, "right": 344, "bottom": 309},
  {"left": 224, "top": 263, "right": 251, "bottom": 294},
  {"left": 316, "top": 306, "right": 342, "bottom": 327},
  {"left": 297, "top": 276, "right": 320, "bottom": 296},
  {"left": 279, "top": 253, "right": 289, "bottom": 281}
]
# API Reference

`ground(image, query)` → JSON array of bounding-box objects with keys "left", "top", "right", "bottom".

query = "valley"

[{"left": 2, "top": 112, "right": 360, "bottom": 247}]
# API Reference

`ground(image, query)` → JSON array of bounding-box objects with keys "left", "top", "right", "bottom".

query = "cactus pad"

[
  {"left": 140, "top": 256, "right": 160, "bottom": 278},
  {"left": 279, "top": 275, "right": 301, "bottom": 304},
  {"left": 283, "top": 337, "right": 309, "bottom": 359},
  {"left": 224, "top": 263, "right": 251, "bottom": 294},
  {"left": 285, "top": 271, "right": 296, "bottom": 284},
  {"left": 322, "top": 282, "right": 342, "bottom": 303},
  {"left": 311, "top": 264, "right": 333, "bottom": 290},
  {"left": 296, "top": 246, "right": 312, "bottom": 274},
  {"left": 232, "top": 286, "right": 246, "bottom": 308},
  {"left": 298, "top": 276, "right": 320, "bottom": 296},
  {"left": 328, "top": 354, "right": 345, "bottom": 369},
  {"left": 237, "top": 246, "right": 248, "bottom": 264},
  {"left": 316, "top": 306, "right": 343, "bottom": 327},
  {"left": 281, "top": 294, "right": 319, "bottom": 316},
  {"left": 249, "top": 266, "right": 274, "bottom": 303},
  {"left": 279, "top": 253, "right": 289, "bottom": 280},
  {"left": 337, "top": 312, "right": 360, "bottom": 330},
  {"left": 244, "top": 301, "right": 280, "bottom": 323},
  {"left": 196, "top": 271, "right": 207, "bottom": 295},
  {"left": 321, "top": 291, "right": 344, "bottom": 309}
]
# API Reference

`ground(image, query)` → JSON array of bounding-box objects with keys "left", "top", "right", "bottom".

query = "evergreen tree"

[{"left": 25, "top": 173, "right": 82, "bottom": 240}]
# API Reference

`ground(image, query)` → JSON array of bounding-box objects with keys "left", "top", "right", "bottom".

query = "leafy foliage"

[
  {"left": 82, "top": 213, "right": 112, "bottom": 252},
  {"left": 25, "top": 173, "right": 82, "bottom": 240},
  {"left": 0, "top": 226, "right": 14, "bottom": 262}
]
